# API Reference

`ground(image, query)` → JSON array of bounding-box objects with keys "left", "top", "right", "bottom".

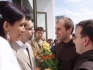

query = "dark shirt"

[
  {"left": 73, "top": 50, "right": 93, "bottom": 70},
  {"left": 55, "top": 39, "right": 79, "bottom": 70},
  {"left": 50, "top": 46, "right": 55, "bottom": 54}
]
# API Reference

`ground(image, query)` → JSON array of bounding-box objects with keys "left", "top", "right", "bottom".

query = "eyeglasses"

[
  {"left": 73, "top": 35, "right": 86, "bottom": 40},
  {"left": 25, "top": 27, "right": 33, "bottom": 31}
]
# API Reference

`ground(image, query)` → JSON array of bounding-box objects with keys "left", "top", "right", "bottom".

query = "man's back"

[{"left": 73, "top": 50, "right": 93, "bottom": 70}]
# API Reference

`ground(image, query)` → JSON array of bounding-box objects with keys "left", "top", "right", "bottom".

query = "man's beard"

[{"left": 28, "top": 36, "right": 33, "bottom": 41}]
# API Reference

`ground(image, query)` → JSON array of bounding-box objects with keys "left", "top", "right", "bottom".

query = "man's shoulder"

[
  {"left": 55, "top": 41, "right": 62, "bottom": 46},
  {"left": 11, "top": 41, "right": 19, "bottom": 47},
  {"left": 31, "top": 39, "right": 37, "bottom": 43},
  {"left": 26, "top": 42, "right": 31, "bottom": 48},
  {"left": 10, "top": 41, "right": 21, "bottom": 51},
  {"left": 31, "top": 40, "right": 38, "bottom": 45},
  {"left": 78, "top": 61, "right": 93, "bottom": 70},
  {"left": 30, "top": 40, "right": 39, "bottom": 48},
  {"left": 75, "top": 55, "right": 93, "bottom": 70}
]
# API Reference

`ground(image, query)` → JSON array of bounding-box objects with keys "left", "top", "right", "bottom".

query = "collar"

[
  {"left": 16, "top": 40, "right": 27, "bottom": 49},
  {"left": 80, "top": 49, "right": 93, "bottom": 59},
  {"left": 34, "top": 38, "right": 40, "bottom": 41},
  {"left": 39, "top": 39, "right": 43, "bottom": 43},
  {"left": 34, "top": 38, "right": 43, "bottom": 43},
  {"left": 61, "top": 39, "right": 74, "bottom": 47}
]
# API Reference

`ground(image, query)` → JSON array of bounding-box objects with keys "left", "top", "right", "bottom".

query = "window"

[{"left": 37, "top": 12, "right": 48, "bottom": 39}]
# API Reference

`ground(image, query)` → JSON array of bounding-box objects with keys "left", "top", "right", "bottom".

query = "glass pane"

[
  {"left": 37, "top": 13, "right": 46, "bottom": 30},
  {"left": 21, "top": 0, "right": 33, "bottom": 19},
  {"left": 44, "top": 32, "right": 46, "bottom": 40},
  {"left": 12, "top": 0, "right": 21, "bottom": 6},
  {"left": 28, "top": 0, "right": 33, "bottom": 9}
]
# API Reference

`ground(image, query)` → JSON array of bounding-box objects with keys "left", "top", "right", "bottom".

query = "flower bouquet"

[{"left": 35, "top": 41, "right": 59, "bottom": 70}]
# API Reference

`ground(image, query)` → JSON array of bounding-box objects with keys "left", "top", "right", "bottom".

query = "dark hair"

[
  {"left": 54, "top": 39, "right": 58, "bottom": 43},
  {"left": 19, "top": 6, "right": 28, "bottom": 15},
  {"left": 35, "top": 27, "right": 44, "bottom": 32},
  {"left": 57, "top": 16, "right": 74, "bottom": 34},
  {"left": 76, "top": 19, "right": 93, "bottom": 42},
  {"left": 19, "top": 6, "right": 31, "bottom": 21},
  {"left": 47, "top": 38, "right": 53, "bottom": 41},
  {"left": 72, "top": 33, "right": 75, "bottom": 37},
  {"left": 0, "top": 1, "right": 25, "bottom": 39},
  {"left": 24, "top": 14, "right": 32, "bottom": 27},
  {"left": 25, "top": 14, "right": 31, "bottom": 21}
]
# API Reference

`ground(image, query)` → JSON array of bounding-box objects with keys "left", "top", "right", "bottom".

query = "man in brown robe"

[{"left": 55, "top": 16, "right": 79, "bottom": 70}]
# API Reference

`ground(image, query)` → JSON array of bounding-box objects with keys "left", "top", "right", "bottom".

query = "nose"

[
  {"left": 55, "top": 30, "right": 58, "bottom": 35},
  {"left": 32, "top": 29, "right": 35, "bottom": 33}
]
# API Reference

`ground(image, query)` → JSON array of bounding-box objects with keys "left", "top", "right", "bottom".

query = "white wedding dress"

[{"left": 0, "top": 36, "right": 21, "bottom": 70}]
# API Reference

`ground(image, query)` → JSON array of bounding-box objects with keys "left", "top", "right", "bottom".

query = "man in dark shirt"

[
  {"left": 55, "top": 16, "right": 79, "bottom": 70},
  {"left": 73, "top": 19, "right": 93, "bottom": 70}
]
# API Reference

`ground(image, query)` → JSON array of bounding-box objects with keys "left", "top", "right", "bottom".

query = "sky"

[{"left": 54, "top": 0, "right": 93, "bottom": 25}]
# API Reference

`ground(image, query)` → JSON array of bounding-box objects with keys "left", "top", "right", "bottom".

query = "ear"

[
  {"left": 3, "top": 21, "right": 10, "bottom": 32},
  {"left": 84, "top": 36, "right": 90, "bottom": 46},
  {"left": 67, "top": 28, "right": 72, "bottom": 34}
]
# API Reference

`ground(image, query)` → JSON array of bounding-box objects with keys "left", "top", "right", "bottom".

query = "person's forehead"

[
  {"left": 26, "top": 20, "right": 32, "bottom": 24},
  {"left": 56, "top": 19, "right": 65, "bottom": 27},
  {"left": 26, "top": 20, "right": 33, "bottom": 26},
  {"left": 36, "top": 30, "right": 44, "bottom": 33}
]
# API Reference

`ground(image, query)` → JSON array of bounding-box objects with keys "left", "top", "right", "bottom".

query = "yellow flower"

[
  {"left": 42, "top": 41, "right": 50, "bottom": 49},
  {"left": 35, "top": 41, "right": 59, "bottom": 70}
]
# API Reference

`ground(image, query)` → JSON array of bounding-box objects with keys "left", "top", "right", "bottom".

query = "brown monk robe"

[{"left": 55, "top": 39, "right": 79, "bottom": 70}]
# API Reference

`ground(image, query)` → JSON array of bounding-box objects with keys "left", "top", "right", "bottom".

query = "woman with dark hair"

[
  {"left": 0, "top": 1, "right": 26, "bottom": 70},
  {"left": 0, "top": 1, "right": 25, "bottom": 43}
]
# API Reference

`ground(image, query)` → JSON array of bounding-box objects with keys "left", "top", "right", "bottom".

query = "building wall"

[{"left": 37, "top": 0, "right": 55, "bottom": 40}]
